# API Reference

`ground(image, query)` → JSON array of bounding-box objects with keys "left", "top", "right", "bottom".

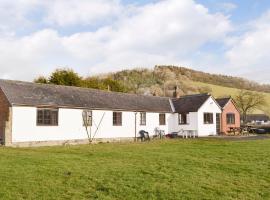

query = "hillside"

[
  {"left": 105, "top": 65, "right": 270, "bottom": 95},
  {"left": 192, "top": 81, "right": 270, "bottom": 114},
  {"left": 34, "top": 65, "right": 270, "bottom": 114},
  {"left": 105, "top": 66, "right": 270, "bottom": 114}
]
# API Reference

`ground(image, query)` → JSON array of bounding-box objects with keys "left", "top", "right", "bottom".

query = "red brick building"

[{"left": 216, "top": 98, "right": 240, "bottom": 134}]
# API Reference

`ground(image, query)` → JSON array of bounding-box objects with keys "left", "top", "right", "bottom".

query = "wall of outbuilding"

[
  {"left": 9, "top": 96, "right": 222, "bottom": 145},
  {"left": 221, "top": 100, "right": 240, "bottom": 134},
  {"left": 11, "top": 106, "right": 171, "bottom": 143},
  {"left": 197, "top": 97, "right": 221, "bottom": 136},
  {"left": 171, "top": 112, "right": 198, "bottom": 133}
]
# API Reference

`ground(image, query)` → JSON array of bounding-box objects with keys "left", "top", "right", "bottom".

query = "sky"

[{"left": 0, "top": 0, "right": 270, "bottom": 83}]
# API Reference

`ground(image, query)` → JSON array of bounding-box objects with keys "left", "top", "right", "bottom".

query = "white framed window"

[
  {"left": 226, "top": 113, "right": 235, "bottom": 124},
  {"left": 159, "top": 113, "right": 166, "bottom": 125},
  {"left": 178, "top": 113, "right": 188, "bottom": 124},
  {"left": 140, "top": 112, "right": 146, "bottom": 125},
  {"left": 82, "top": 110, "right": 92, "bottom": 127},
  {"left": 204, "top": 113, "right": 213, "bottom": 124},
  {"left": 113, "top": 112, "right": 122, "bottom": 126},
  {"left": 37, "top": 108, "right": 58, "bottom": 126}
]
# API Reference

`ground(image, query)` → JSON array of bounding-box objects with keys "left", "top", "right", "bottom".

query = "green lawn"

[{"left": 0, "top": 139, "right": 270, "bottom": 200}]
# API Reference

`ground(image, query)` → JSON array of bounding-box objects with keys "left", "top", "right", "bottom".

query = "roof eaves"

[{"left": 10, "top": 103, "right": 173, "bottom": 113}]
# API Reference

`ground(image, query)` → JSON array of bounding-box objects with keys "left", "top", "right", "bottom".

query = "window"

[
  {"left": 159, "top": 113, "right": 166, "bottom": 125},
  {"left": 178, "top": 113, "right": 188, "bottom": 124},
  {"left": 82, "top": 110, "right": 92, "bottom": 126},
  {"left": 140, "top": 112, "right": 146, "bottom": 125},
  {"left": 204, "top": 113, "right": 213, "bottom": 124},
  {"left": 113, "top": 112, "right": 122, "bottom": 126},
  {"left": 226, "top": 113, "right": 235, "bottom": 124},
  {"left": 37, "top": 108, "right": 58, "bottom": 126}
]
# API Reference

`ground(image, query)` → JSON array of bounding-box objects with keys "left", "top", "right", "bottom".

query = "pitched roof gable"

[
  {"left": 216, "top": 97, "right": 231, "bottom": 108},
  {"left": 171, "top": 93, "right": 211, "bottom": 113},
  {"left": 0, "top": 79, "right": 172, "bottom": 113},
  {"left": 216, "top": 97, "right": 240, "bottom": 113}
]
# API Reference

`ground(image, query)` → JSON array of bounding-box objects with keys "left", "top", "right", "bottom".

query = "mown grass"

[
  {"left": 0, "top": 139, "right": 269, "bottom": 200},
  {"left": 192, "top": 81, "right": 270, "bottom": 114}
]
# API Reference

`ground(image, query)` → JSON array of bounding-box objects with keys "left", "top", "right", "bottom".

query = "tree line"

[
  {"left": 34, "top": 67, "right": 269, "bottom": 123},
  {"left": 35, "top": 68, "right": 268, "bottom": 124},
  {"left": 34, "top": 67, "right": 215, "bottom": 96},
  {"left": 34, "top": 69, "right": 129, "bottom": 92}
]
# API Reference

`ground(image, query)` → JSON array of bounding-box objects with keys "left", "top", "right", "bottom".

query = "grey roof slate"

[
  {"left": 0, "top": 79, "right": 172, "bottom": 113},
  {"left": 216, "top": 97, "right": 231, "bottom": 108},
  {"left": 171, "top": 93, "right": 211, "bottom": 113}
]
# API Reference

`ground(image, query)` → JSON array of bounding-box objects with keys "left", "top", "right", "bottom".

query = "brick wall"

[
  {"left": 221, "top": 100, "right": 241, "bottom": 134},
  {"left": 0, "top": 88, "right": 11, "bottom": 145}
]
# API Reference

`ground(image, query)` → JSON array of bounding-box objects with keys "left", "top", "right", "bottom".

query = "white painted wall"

[
  {"left": 11, "top": 106, "right": 171, "bottom": 143},
  {"left": 168, "top": 112, "right": 198, "bottom": 133},
  {"left": 136, "top": 112, "right": 170, "bottom": 137},
  {"left": 168, "top": 97, "right": 221, "bottom": 136},
  {"left": 197, "top": 97, "right": 221, "bottom": 136},
  {"left": 11, "top": 96, "right": 221, "bottom": 143}
]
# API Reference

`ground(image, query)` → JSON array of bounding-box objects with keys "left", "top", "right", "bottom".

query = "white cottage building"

[{"left": 0, "top": 79, "right": 221, "bottom": 147}]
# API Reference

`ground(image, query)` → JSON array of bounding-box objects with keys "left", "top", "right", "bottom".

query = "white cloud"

[
  {"left": 218, "top": 2, "right": 237, "bottom": 13},
  {"left": 0, "top": 0, "right": 233, "bottom": 81},
  {"left": 43, "top": 0, "right": 123, "bottom": 26},
  {"left": 0, "top": 0, "right": 37, "bottom": 35},
  {"left": 0, "top": 29, "right": 70, "bottom": 79},
  {"left": 225, "top": 10, "right": 270, "bottom": 83}
]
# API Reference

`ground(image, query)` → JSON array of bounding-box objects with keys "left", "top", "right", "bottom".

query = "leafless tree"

[{"left": 235, "top": 90, "right": 267, "bottom": 124}]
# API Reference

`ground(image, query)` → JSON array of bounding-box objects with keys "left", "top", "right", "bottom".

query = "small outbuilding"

[
  {"left": 216, "top": 97, "right": 240, "bottom": 134},
  {"left": 171, "top": 94, "right": 222, "bottom": 136},
  {"left": 0, "top": 79, "right": 222, "bottom": 147}
]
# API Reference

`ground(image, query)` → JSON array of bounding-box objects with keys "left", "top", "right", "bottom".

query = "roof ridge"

[
  {"left": 179, "top": 93, "right": 210, "bottom": 98},
  {"left": 216, "top": 97, "right": 231, "bottom": 100},
  {"left": 0, "top": 79, "right": 170, "bottom": 100},
  {"left": 0, "top": 79, "right": 172, "bottom": 112}
]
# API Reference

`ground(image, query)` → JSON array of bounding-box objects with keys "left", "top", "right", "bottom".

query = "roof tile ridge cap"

[
  {"left": 5, "top": 79, "right": 171, "bottom": 100},
  {"left": 39, "top": 83, "right": 171, "bottom": 99},
  {"left": 216, "top": 97, "right": 231, "bottom": 100},
  {"left": 179, "top": 93, "right": 210, "bottom": 98}
]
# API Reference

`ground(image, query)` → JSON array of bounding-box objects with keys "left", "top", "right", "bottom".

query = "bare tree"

[{"left": 235, "top": 90, "right": 267, "bottom": 124}]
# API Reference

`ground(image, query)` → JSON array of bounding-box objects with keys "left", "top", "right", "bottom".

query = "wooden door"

[{"left": 216, "top": 113, "right": 221, "bottom": 135}]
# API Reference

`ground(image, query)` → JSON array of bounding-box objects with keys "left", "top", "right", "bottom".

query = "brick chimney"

[
  {"left": 173, "top": 85, "right": 181, "bottom": 98},
  {"left": 173, "top": 86, "right": 177, "bottom": 98}
]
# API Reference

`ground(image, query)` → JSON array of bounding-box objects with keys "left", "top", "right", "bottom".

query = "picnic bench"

[
  {"left": 170, "top": 129, "right": 198, "bottom": 139},
  {"left": 228, "top": 126, "right": 255, "bottom": 136}
]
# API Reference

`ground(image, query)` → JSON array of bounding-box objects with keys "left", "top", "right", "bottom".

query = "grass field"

[
  {"left": 192, "top": 81, "right": 270, "bottom": 114},
  {"left": 0, "top": 139, "right": 269, "bottom": 199}
]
